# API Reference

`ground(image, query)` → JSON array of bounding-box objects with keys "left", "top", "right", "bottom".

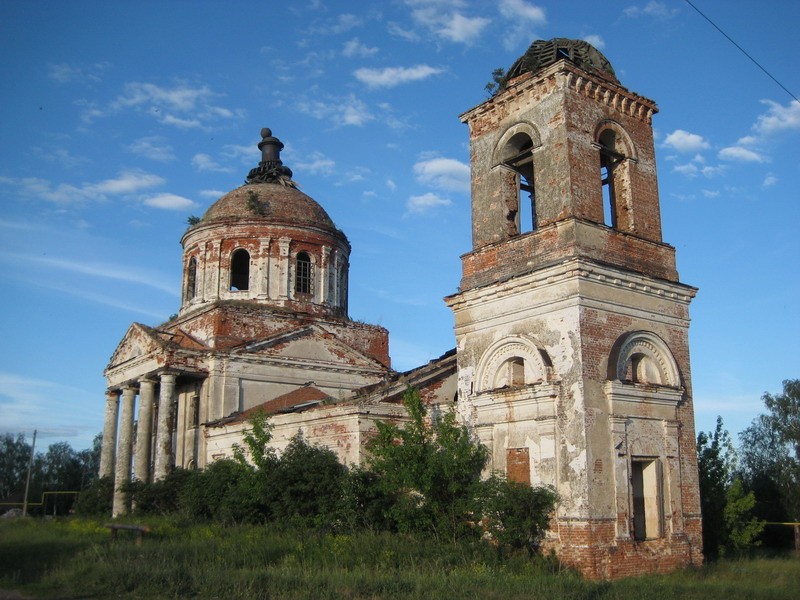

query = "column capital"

[{"left": 138, "top": 375, "right": 158, "bottom": 385}]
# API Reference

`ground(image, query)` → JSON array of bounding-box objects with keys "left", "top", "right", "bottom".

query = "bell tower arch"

[{"left": 446, "top": 38, "right": 703, "bottom": 578}]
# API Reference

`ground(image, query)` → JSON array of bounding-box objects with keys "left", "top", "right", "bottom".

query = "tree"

[
  {"left": 697, "top": 416, "right": 737, "bottom": 558},
  {"left": 697, "top": 416, "right": 764, "bottom": 558},
  {"left": 739, "top": 380, "right": 800, "bottom": 548},
  {"left": 367, "top": 388, "right": 489, "bottom": 540},
  {"left": 0, "top": 433, "right": 31, "bottom": 500}
]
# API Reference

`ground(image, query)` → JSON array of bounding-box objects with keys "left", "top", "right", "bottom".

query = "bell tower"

[{"left": 446, "top": 39, "right": 703, "bottom": 578}]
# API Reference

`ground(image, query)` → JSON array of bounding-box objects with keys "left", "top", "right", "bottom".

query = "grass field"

[{"left": 1, "top": 517, "right": 798, "bottom": 599}]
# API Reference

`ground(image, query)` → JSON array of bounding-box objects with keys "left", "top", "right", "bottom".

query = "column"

[
  {"left": 98, "top": 390, "right": 119, "bottom": 479},
  {"left": 277, "top": 237, "right": 291, "bottom": 299},
  {"left": 112, "top": 385, "right": 136, "bottom": 517},
  {"left": 153, "top": 372, "right": 177, "bottom": 481},
  {"left": 134, "top": 378, "right": 156, "bottom": 483},
  {"left": 319, "top": 246, "right": 330, "bottom": 305},
  {"left": 258, "top": 237, "right": 271, "bottom": 298}
]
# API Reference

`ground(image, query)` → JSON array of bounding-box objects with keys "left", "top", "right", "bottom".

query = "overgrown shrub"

[
  {"left": 270, "top": 433, "right": 347, "bottom": 526},
  {"left": 125, "top": 468, "right": 193, "bottom": 516},
  {"left": 74, "top": 476, "right": 113, "bottom": 516},
  {"left": 476, "top": 475, "right": 558, "bottom": 555},
  {"left": 179, "top": 459, "right": 265, "bottom": 524}
]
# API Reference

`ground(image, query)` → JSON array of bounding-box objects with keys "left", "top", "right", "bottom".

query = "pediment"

[
  {"left": 107, "top": 323, "right": 166, "bottom": 369},
  {"left": 236, "top": 325, "right": 385, "bottom": 370}
]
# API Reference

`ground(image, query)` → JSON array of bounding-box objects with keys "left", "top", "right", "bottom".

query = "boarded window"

[
  {"left": 186, "top": 257, "right": 197, "bottom": 301},
  {"left": 631, "top": 459, "right": 663, "bottom": 540},
  {"left": 507, "top": 447, "right": 531, "bottom": 485}
]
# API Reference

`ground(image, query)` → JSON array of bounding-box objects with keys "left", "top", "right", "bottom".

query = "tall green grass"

[{"left": 1, "top": 518, "right": 798, "bottom": 599}]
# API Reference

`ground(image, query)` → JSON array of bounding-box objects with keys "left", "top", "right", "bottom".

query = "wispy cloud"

[
  {"left": 498, "top": 0, "right": 546, "bottom": 51},
  {"left": 410, "top": 3, "right": 490, "bottom": 44},
  {"left": 413, "top": 156, "right": 470, "bottom": 192},
  {"left": 622, "top": 1, "right": 678, "bottom": 19},
  {"left": 81, "top": 81, "right": 245, "bottom": 129},
  {"left": 406, "top": 192, "right": 452, "bottom": 214},
  {"left": 753, "top": 99, "right": 800, "bottom": 136},
  {"left": 143, "top": 193, "right": 198, "bottom": 210},
  {"left": 191, "top": 153, "right": 233, "bottom": 173},
  {"left": 47, "top": 61, "right": 111, "bottom": 84},
  {"left": 343, "top": 37, "right": 379, "bottom": 57},
  {"left": 294, "top": 151, "right": 336, "bottom": 176},
  {"left": 0, "top": 372, "right": 98, "bottom": 445},
  {"left": 0, "top": 170, "right": 164, "bottom": 205},
  {"left": 0, "top": 252, "right": 178, "bottom": 297},
  {"left": 354, "top": 65, "right": 443, "bottom": 88},
  {"left": 295, "top": 93, "right": 375, "bottom": 126},
  {"left": 129, "top": 136, "right": 176, "bottom": 162},
  {"left": 718, "top": 146, "right": 767, "bottom": 163},
  {"left": 582, "top": 34, "right": 605, "bottom": 50}
]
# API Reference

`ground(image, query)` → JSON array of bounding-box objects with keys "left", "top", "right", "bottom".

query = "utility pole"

[{"left": 22, "top": 429, "right": 36, "bottom": 517}]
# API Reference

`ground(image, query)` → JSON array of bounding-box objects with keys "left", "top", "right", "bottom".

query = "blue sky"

[{"left": 1, "top": 0, "right": 798, "bottom": 452}]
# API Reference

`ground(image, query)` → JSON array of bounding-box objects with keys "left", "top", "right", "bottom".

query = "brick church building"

[{"left": 99, "top": 38, "right": 703, "bottom": 578}]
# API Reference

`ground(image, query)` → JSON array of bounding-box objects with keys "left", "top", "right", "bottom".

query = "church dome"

[
  {"left": 500, "top": 38, "right": 618, "bottom": 90},
  {"left": 202, "top": 183, "right": 338, "bottom": 232}
]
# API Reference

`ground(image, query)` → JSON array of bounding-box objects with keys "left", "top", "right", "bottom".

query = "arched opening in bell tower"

[
  {"left": 185, "top": 256, "right": 197, "bottom": 302},
  {"left": 500, "top": 132, "right": 536, "bottom": 235},
  {"left": 596, "top": 124, "right": 634, "bottom": 232}
]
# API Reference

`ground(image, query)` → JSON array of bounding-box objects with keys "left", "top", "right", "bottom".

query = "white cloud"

[
  {"left": 0, "top": 253, "right": 177, "bottom": 296},
  {"left": 343, "top": 38, "right": 379, "bottom": 57},
  {"left": 32, "top": 146, "right": 90, "bottom": 168},
  {"left": 386, "top": 178, "right": 397, "bottom": 192},
  {"left": 143, "top": 193, "right": 198, "bottom": 210},
  {"left": 623, "top": 1, "right": 677, "bottom": 19},
  {"left": 763, "top": 174, "right": 778, "bottom": 187},
  {"left": 582, "top": 34, "right": 605, "bottom": 50},
  {"left": 499, "top": 0, "right": 546, "bottom": 22},
  {"left": 387, "top": 22, "right": 420, "bottom": 41},
  {"left": 82, "top": 81, "right": 244, "bottom": 129},
  {"left": 295, "top": 93, "right": 374, "bottom": 126},
  {"left": 0, "top": 170, "right": 164, "bottom": 205},
  {"left": 754, "top": 99, "right": 800, "bottom": 136},
  {"left": 497, "top": 0, "right": 546, "bottom": 50},
  {"left": 130, "top": 136, "right": 175, "bottom": 162},
  {"left": 407, "top": 192, "right": 452, "bottom": 214},
  {"left": 354, "top": 65, "right": 443, "bottom": 88},
  {"left": 718, "top": 146, "right": 766, "bottom": 163},
  {"left": 294, "top": 152, "right": 336, "bottom": 175},
  {"left": 409, "top": 3, "right": 490, "bottom": 44},
  {"left": 663, "top": 129, "right": 710, "bottom": 152},
  {"left": 413, "top": 156, "right": 470, "bottom": 192},
  {"left": 199, "top": 189, "right": 227, "bottom": 198},
  {"left": 673, "top": 161, "right": 725, "bottom": 178},
  {"left": 701, "top": 190, "right": 720, "bottom": 198},
  {"left": 47, "top": 61, "right": 110, "bottom": 84},
  {"left": 191, "top": 153, "right": 233, "bottom": 173}
]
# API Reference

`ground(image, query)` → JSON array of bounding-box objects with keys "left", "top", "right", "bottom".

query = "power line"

[{"left": 684, "top": 0, "right": 799, "bottom": 104}]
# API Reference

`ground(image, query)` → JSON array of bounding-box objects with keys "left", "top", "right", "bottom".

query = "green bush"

[
  {"left": 125, "top": 468, "right": 194, "bottom": 516},
  {"left": 476, "top": 475, "right": 558, "bottom": 555},
  {"left": 73, "top": 476, "right": 113, "bottom": 516},
  {"left": 179, "top": 459, "right": 266, "bottom": 524}
]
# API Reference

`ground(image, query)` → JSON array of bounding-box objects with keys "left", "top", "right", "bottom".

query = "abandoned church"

[{"left": 99, "top": 38, "right": 703, "bottom": 578}]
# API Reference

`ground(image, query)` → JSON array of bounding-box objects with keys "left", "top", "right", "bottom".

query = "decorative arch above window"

[
  {"left": 476, "top": 336, "right": 552, "bottom": 393},
  {"left": 493, "top": 122, "right": 542, "bottom": 236},
  {"left": 230, "top": 248, "right": 250, "bottom": 291},
  {"left": 185, "top": 256, "right": 198, "bottom": 301},
  {"left": 609, "top": 331, "right": 680, "bottom": 387},
  {"left": 595, "top": 120, "right": 636, "bottom": 231},
  {"left": 295, "top": 251, "right": 312, "bottom": 295}
]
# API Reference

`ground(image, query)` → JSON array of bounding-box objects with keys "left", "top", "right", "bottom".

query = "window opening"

[
  {"left": 295, "top": 252, "right": 312, "bottom": 295},
  {"left": 494, "top": 356, "right": 526, "bottom": 389},
  {"left": 599, "top": 130, "right": 625, "bottom": 228},
  {"left": 502, "top": 133, "right": 536, "bottom": 234},
  {"left": 631, "top": 459, "right": 662, "bottom": 541},
  {"left": 507, "top": 448, "right": 531, "bottom": 484},
  {"left": 230, "top": 249, "right": 250, "bottom": 291},
  {"left": 185, "top": 257, "right": 197, "bottom": 301},
  {"left": 189, "top": 395, "right": 199, "bottom": 429}
]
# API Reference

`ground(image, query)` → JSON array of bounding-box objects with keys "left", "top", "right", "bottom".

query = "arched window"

[
  {"left": 185, "top": 257, "right": 197, "bottom": 301},
  {"left": 494, "top": 356, "right": 526, "bottom": 388},
  {"left": 609, "top": 331, "right": 680, "bottom": 388},
  {"left": 500, "top": 132, "right": 536, "bottom": 234},
  {"left": 230, "top": 249, "right": 250, "bottom": 291},
  {"left": 596, "top": 123, "right": 635, "bottom": 231},
  {"left": 295, "top": 252, "right": 312, "bottom": 295}
]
